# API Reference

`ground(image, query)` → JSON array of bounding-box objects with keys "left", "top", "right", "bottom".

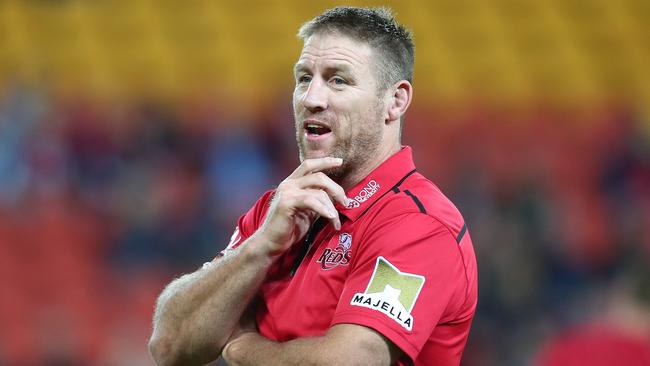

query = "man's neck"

[{"left": 339, "top": 143, "right": 401, "bottom": 191}]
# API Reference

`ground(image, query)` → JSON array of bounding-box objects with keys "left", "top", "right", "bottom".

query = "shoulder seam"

[{"left": 399, "top": 212, "right": 473, "bottom": 317}]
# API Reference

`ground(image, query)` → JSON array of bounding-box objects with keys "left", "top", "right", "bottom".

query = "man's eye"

[
  {"left": 331, "top": 77, "right": 346, "bottom": 85},
  {"left": 297, "top": 75, "right": 312, "bottom": 83}
]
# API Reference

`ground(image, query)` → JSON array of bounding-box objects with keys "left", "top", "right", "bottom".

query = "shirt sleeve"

[
  {"left": 215, "top": 190, "right": 275, "bottom": 258},
  {"left": 330, "top": 212, "right": 467, "bottom": 362}
]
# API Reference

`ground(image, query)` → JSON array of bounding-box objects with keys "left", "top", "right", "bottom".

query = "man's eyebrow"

[
  {"left": 293, "top": 62, "right": 354, "bottom": 75},
  {"left": 294, "top": 63, "right": 309, "bottom": 75},
  {"left": 328, "top": 63, "right": 353, "bottom": 74}
]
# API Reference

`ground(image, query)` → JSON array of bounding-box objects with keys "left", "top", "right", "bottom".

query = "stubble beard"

[{"left": 295, "top": 108, "right": 383, "bottom": 186}]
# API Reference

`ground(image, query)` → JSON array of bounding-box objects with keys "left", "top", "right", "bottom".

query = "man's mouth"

[{"left": 304, "top": 120, "right": 332, "bottom": 139}]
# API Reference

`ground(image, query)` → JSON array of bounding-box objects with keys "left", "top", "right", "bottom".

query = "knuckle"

[
  {"left": 282, "top": 197, "right": 298, "bottom": 211},
  {"left": 277, "top": 190, "right": 297, "bottom": 205},
  {"left": 277, "top": 180, "right": 289, "bottom": 190},
  {"left": 278, "top": 179, "right": 295, "bottom": 192},
  {"left": 318, "top": 173, "right": 334, "bottom": 190},
  {"left": 318, "top": 189, "right": 330, "bottom": 199},
  {"left": 287, "top": 190, "right": 301, "bottom": 201},
  {"left": 302, "top": 159, "right": 314, "bottom": 170},
  {"left": 304, "top": 197, "right": 319, "bottom": 209}
]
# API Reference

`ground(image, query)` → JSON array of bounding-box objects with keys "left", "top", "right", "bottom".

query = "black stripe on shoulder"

[
  {"left": 354, "top": 169, "right": 416, "bottom": 220},
  {"left": 394, "top": 169, "right": 417, "bottom": 190},
  {"left": 456, "top": 222, "right": 467, "bottom": 243},
  {"left": 404, "top": 190, "right": 426, "bottom": 214}
]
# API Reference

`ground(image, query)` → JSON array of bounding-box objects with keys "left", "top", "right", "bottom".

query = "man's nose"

[{"left": 301, "top": 78, "right": 328, "bottom": 112}]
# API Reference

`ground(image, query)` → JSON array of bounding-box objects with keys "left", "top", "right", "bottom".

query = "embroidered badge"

[
  {"left": 316, "top": 233, "right": 353, "bottom": 270},
  {"left": 350, "top": 256, "right": 425, "bottom": 331}
]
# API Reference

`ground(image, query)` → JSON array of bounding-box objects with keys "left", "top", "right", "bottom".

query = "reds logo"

[{"left": 316, "top": 233, "right": 353, "bottom": 270}]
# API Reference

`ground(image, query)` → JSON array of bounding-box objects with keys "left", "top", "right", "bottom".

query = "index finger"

[{"left": 289, "top": 157, "right": 343, "bottom": 178}]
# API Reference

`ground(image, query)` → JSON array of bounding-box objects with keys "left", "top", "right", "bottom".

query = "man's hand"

[{"left": 256, "top": 157, "right": 349, "bottom": 256}]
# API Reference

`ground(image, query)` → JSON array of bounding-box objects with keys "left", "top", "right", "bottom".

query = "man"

[{"left": 149, "top": 7, "right": 477, "bottom": 366}]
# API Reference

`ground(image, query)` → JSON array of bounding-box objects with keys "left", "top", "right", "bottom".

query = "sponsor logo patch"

[
  {"left": 316, "top": 233, "right": 352, "bottom": 270},
  {"left": 346, "top": 180, "right": 380, "bottom": 209},
  {"left": 350, "top": 256, "right": 425, "bottom": 331}
]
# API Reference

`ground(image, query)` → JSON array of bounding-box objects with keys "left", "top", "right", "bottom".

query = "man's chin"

[
  {"left": 322, "top": 166, "right": 345, "bottom": 182},
  {"left": 303, "top": 150, "right": 334, "bottom": 160}
]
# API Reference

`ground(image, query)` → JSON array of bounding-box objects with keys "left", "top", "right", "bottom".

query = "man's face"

[{"left": 293, "top": 32, "right": 386, "bottom": 181}]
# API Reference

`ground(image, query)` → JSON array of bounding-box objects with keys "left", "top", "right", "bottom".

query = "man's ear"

[{"left": 386, "top": 80, "right": 413, "bottom": 123}]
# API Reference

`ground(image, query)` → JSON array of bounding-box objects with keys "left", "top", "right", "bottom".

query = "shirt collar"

[{"left": 336, "top": 146, "right": 416, "bottom": 222}]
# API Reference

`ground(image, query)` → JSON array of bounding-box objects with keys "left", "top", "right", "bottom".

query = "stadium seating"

[{"left": 0, "top": 0, "right": 647, "bottom": 109}]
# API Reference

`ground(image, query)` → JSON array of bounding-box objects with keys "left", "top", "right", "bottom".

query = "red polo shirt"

[{"left": 221, "top": 146, "right": 478, "bottom": 365}]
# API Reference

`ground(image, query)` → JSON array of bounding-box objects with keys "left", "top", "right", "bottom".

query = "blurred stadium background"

[{"left": 1, "top": 0, "right": 649, "bottom": 365}]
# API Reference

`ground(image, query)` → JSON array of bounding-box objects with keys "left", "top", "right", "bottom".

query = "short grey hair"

[{"left": 298, "top": 6, "right": 415, "bottom": 90}]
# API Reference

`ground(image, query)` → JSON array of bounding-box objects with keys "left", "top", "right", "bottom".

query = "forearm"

[
  {"left": 149, "top": 234, "right": 273, "bottom": 366},
  {"left": 224, "top": 333, "right": 330, "bottom": 366},
  {"left": 223, "top": 325, "right": 397, "bottom": 366}
]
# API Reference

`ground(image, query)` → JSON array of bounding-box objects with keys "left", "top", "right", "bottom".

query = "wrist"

[{"left": 243, "top": 231, "right": 287, "bottom": 260}]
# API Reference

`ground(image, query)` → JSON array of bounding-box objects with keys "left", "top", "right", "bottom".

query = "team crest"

[
  {"left": 316, "top": 233, "right": 353, "bottom": 270},
  {"left": 350, "top": 257, "right": 425, "bottom": 331}
]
